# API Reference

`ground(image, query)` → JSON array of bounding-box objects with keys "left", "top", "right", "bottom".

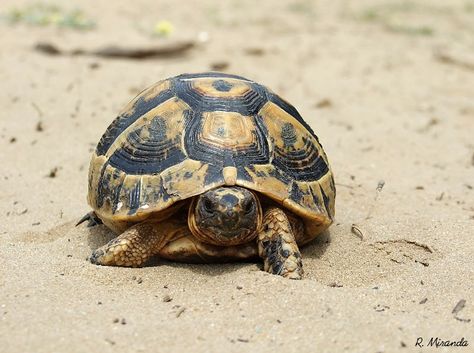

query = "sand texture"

[{"left": 1, "top": 1, "right": 473, "bottom": 352}]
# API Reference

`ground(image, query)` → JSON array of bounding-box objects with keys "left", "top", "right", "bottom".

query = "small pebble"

[
  {"left": 35, "top": 121, "right": 44, "bottom": 132},
  {"left": 315, "top": 98, "right": 333, "bottom": 109},
  {"left": 452, "top": 299, "right": 466, "bottom": 315},
  {"left": 47, "top": 167, "right": 58, "bottom": 178},
  {"left": 162, "top": 295, "right": 172, "bottom": 302},
  {"left": 244, "top": 48, "right": 265, "bottom": 56},
  {"left": 176, "top": 307, "right": 185, "bottom": 318},
  {"left": 328, "top": 282, "right": 343, "bottom": 288},
  {"left": 210, "top": 61, "right": 229, "bottom": 71}
]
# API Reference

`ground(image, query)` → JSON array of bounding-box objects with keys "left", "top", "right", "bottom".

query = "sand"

[{"left": 1, "top": 0, "right": 473, "bottom": 352}]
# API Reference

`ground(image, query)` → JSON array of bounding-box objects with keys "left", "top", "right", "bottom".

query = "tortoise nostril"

[{"left": 226, "top": 210, "right": 237, "bottom": 220}]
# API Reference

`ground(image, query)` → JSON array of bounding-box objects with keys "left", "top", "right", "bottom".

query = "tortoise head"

[{"left": 188, "top": 186, "right": 262, "bottom": 246}]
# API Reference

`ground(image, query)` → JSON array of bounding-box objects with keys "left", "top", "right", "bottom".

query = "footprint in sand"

[{"left": 302, "top": 232, "right": 442, "bottom": 287}]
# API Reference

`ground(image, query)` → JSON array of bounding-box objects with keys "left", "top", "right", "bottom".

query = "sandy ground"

[{"left": 1, "top": 1, "right": 473, "bottom": 352}]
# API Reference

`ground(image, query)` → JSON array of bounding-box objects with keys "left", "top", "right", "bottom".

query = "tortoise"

[{"left": 79, "top": 72, "right": 335, "bottom": 279}]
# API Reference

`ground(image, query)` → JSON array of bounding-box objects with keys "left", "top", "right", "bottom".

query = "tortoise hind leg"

[
  {"left": 90, "top": 219, "right": 188, "bottom": 267},
  {"left": 257, "top": 207, "right": 303, "bottom": 279}
]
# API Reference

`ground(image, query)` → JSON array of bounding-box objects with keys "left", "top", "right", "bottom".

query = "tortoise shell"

[{"left": 88, "top": 72, "right": 335, "bottom": 235}]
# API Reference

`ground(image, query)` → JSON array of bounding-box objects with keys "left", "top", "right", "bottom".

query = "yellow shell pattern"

[{"left": 88, "top": 72, "right": 335, "bottom": 236}]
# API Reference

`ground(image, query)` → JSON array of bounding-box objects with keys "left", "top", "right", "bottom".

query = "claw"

[
  {"left": 89, "top": 249, "right": 105, "bottom": 265},
  {"left": 76, "top": 212, "right": 103, "bottom": 227}
]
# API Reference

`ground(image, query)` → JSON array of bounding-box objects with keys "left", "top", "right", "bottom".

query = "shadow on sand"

[{"left": 85, "top": 222, "right": 331, "bottom": 276}]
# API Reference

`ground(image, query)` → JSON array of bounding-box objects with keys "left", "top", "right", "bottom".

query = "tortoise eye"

[
  {"left": 244, "top": 201, "right": 254, "bottom": 214},
  {"left": 203, "top": 199, "right": 214, "bottom": 213}
]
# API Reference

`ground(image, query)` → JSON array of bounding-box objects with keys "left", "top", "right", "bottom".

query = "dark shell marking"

[{"left": 88, "top": 72, "right": 335, "bottom": 233}]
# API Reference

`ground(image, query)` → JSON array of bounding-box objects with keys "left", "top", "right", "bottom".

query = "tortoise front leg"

[
  {"left": 257, "top": 208, "right": 304, "bottom": 279},
  {"left": 90, "top": 219, "right": 187, "bottom": 267}
]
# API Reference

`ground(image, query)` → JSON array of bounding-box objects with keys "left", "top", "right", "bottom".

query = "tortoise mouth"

[
  {"left": 208, "top": 226, "right": 254, "bottom": 239},
  {"left": 190, "top": 220, "right": 258, "bottom": 246}
]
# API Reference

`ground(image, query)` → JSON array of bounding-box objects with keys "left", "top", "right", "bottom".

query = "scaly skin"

[
  {"left": 257, "top": 207, "right": 304, "bottom": 279},
  {"left": 89, "top": 203, "right": 305, "bottom": 279},
  {"left": 90, "top": 220, "right": 186, "bottom": 267}
]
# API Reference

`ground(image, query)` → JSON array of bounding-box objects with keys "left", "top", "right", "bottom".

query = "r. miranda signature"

[{"left": 415, "top": 337, "right": 469, "bottom": 348}]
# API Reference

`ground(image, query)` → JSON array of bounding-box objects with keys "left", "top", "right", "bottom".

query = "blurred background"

[{"left": 1, "top": 0, "right": 473, "bottom": 230}]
